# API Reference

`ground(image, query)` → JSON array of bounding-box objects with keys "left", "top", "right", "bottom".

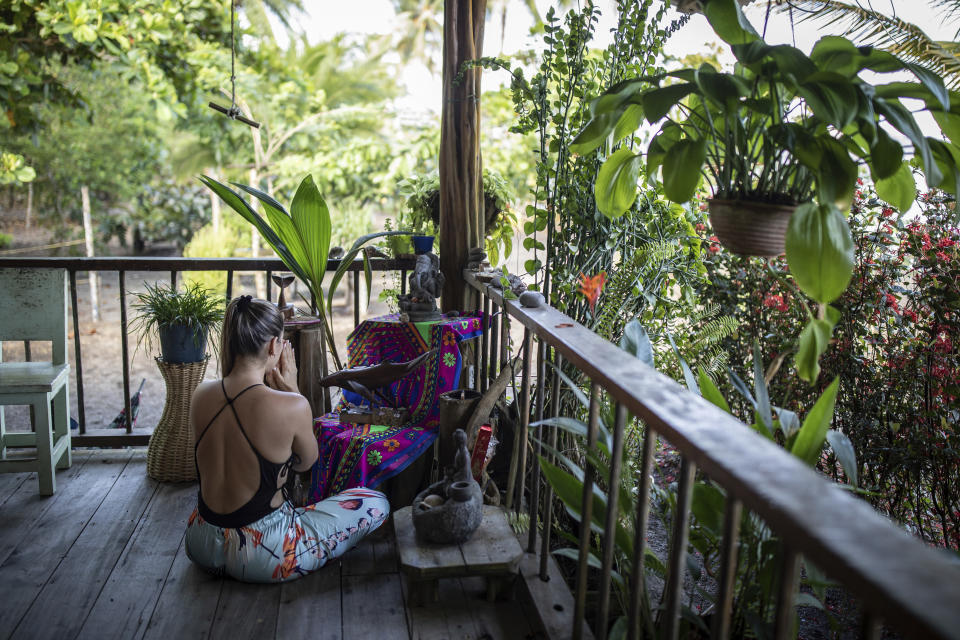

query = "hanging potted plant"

[
  {"left": 131, "top": 281, "right": 223, "bottom": 364},
  {"left": 573, "top": 0, "right": 960, "bottom": 379},
  {"left": 397, "top": 168, "right": 518, "bottom": 265}
]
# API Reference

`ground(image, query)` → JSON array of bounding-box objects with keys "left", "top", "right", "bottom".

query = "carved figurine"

[
  {"left": 397, "top": 251, "right": 444, "bottom": 322},
  {"left": 411, "top": 429, "right": 483, "bottom": 544}
]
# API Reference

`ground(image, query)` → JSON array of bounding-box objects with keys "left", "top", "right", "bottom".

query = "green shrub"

[
  {"left": 181, "top": 223, "right": 248, "bottom": 295},
  {"left": 0, "top": 232, "right": 12, "bottom": 250}
]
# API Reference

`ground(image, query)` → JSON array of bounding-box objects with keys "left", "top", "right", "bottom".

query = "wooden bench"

[{"left": 394, "top": 504, "right": 524, "bottom": 606}]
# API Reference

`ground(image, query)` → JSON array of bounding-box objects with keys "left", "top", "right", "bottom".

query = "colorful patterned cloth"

[
  {"left": 308, "top": 313, "right": 483, "bottom": 501},
  {"left": 185, "top": 487, "right": 389, "bottom": 583}
]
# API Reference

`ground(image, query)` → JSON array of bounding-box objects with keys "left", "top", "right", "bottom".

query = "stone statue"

[
  {"left": 398, "top": 251, "right": 444, "bottom": 322},
  {"left": 411, "top": 429, "right": 483, "bottom": 544}
]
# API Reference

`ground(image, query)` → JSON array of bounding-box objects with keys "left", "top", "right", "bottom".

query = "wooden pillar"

[{"left": 439, "top": 0, "right": 487, "bottom": 312}]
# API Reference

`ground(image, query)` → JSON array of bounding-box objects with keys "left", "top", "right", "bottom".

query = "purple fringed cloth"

[{"left": 308, "top": 312, "right": 483, "bottom": 501}]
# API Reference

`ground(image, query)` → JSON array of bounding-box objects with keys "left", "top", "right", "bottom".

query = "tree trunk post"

[
  {"left": 439, "top": 0, "right": 487, "bottom": 312},
  {"left": 80, "top": 185, "right": 100, "bottom": 322}
]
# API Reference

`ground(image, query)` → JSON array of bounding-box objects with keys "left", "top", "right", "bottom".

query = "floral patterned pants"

[{"left": 185, "top": 487, "right": 389, "bottom": 583}]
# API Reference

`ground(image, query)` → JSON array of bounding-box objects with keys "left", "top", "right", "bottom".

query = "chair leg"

[
  {"left": 53, "top": 385, "right": 71, "bottom": 470},
  {"left": 34, "top": 394, "right": 55, "bottom": 496}
]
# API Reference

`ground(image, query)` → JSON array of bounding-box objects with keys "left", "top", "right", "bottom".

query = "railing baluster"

[
  {"left": 489, "top": 302, "right": 499, "bottom": 381},
  {"left": 118, "top": 271, "right": 132, "bottom": 433},
  {"left": 226, "top": 270, "right": 234, "bottom": 301},
  {"left": 711, "top": 497, "right": 742, "bottom": 640},
  {"left": 170, "top": 270, "right": 176, "bottom": 288},
  {"left": 597, "top": 402, "right": 627, "bottom": 640},
  {"left": 23, "top": 341, "right": 31, "bottom": 361},
  {"left": 861, "top": 610, "right": 881, "bottom": 640},
  {"left": 664, "top": 456, "right": 696, "bottom": 640},
  {"left": 628, "top": 425, "right": 657, "bottom": 640},
  {"left": 772, "top": 547, "right": 799, "bottom": 640},
  {"left": 573, "top": 383, "right": 601, "bottom": 640},
  {"left": 353, "top": 270, "right": 360, "bottom": 328},
  {"left": 539, "top": 352, "right": 562, "bottom": 580},
  {"left": 400, "top": 269, "right": 407, "bottom": 296},
  {"left": 266, "top": 269, "right": 272, "bottom": 302},
  {"left": 505, "top": 327, "right": 532, "bottom": 513},
  {"left": 527, "top": 340, "right": 546, "bottom": 553},
  {"left": 480, "top": 295, "right": 490, "bottom": 393},
  {"left": 69, "top": 270, "right": 86, "bottom": 434}
]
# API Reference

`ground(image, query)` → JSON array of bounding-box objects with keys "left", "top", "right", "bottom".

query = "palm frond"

[{"left": 777, "top": 0, "right": 960, "bottom": 88}]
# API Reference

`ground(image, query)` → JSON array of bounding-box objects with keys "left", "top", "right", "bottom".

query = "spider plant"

[{"left": 130, "top": 281, "right": 223, "bottom": 361}]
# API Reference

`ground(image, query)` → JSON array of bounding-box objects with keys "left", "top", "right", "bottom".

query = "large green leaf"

[
  {"left": 869, "top": 127, "right": 904, "bottom": 180},
  {"left": 619, "top": 319, "right": 654, "bottom": 368},
  {"left": 642, "top": 83, "right": 696, "bottom": 123},
  {"left": 875, "top": 162, "right": 916, "bottom": 212},
  {"left": 571, "top": 112, "right": 619, "bottom": 154},
  {"left": 904, "top": 62, "right": 950, "bottom": 111},
  {"left": 785, "top": 202, "right": 854, "bottom": 304},
  {"left": 753, "top": 342, "right": 772, "bottom": 436},
  {"left": 799, "top": 72, "right": 861, "bottom": 129},
  {"left": 791, "top": 377, "right": 840, "bottom": 465},
  {"left": 875, "top": 97, "right": 943, "bottom": 188},
  {"left": 697, "top": 367, "right": 730, "bottom": 414},
  {"left": 826, "top": 429, "right": 858, "bottom": 487},
  {"left": 233, "top": 182, "right": 313, "bottom": 289},
  {"left": 199, "top": 175, "right": 309, "bottom": 286},
  {"left": 596, "top": 148, "right": 644, "bottom": 218},
  {"left": 810, "top": 36, "right": 865, "bottom": 78},
  {"left": 928, "top": 137, "right": 960, "bottom": 197},
  {"left": 795, "top": 305, "right": 841, "bottom": 383},
  {"left": 662, "top": 138, "right": 706, "bottom": 204},
  {"left": 693, "top": 64, "right": 748, "bottom": 106},
  {"left": 290, "top": 175, "right": 332, "bottom": 304},
  {"left": 703, "top": 0, "right": 759, "bottom": 45},
  {"left": 815, "top": 137, "right": 859, "bottom": 210},
  {"left": 612, "top": 104, "right": 645, "bottom": 144}
]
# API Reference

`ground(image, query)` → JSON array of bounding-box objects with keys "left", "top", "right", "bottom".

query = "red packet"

[{"left": 471, "top": 424, "right": 493, "bottom": 482}]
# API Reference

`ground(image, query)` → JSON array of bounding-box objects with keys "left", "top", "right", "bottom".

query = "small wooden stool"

[{"left": 394, "top": 504, "right": 524, "bottom": 606}]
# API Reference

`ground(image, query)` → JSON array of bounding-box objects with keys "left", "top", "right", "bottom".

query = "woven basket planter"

[
  {"left": 708, "top": 198, "right": 798, "bottom": 257},
  {"left": 147, "top": 357, "right": 208, "bottom": 483}
]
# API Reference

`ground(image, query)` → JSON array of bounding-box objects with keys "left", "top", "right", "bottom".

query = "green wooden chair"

[{"left": 0, "top": 268, "right": 72, "bottom": 495}]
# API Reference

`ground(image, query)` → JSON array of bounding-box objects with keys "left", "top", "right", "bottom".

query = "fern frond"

[{"left": 776, "top": 0, "right": 960, "bottom": 88}]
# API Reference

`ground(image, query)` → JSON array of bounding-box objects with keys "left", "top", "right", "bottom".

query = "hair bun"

[{"left": 236, "top": 294, "right": 253, "bottom": 312}]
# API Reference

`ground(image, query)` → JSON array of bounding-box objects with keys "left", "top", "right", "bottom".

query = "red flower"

[
  {"left": 884, "top": 293, "right": 900, "bottom": 312},
  {"left": 881, "top": 207, "right": 895, "bottom": 218},
  {"left": 904, "top": 310, "right": 918, "bottom": 323},
  {"left": 695, "top": 223, "right": 706, "bottom": 232},
  {"left": 936, "top": 251, "right": 951, "bottom": 262},
  {"left": 939, "top": 237, "right": 956, "bottom": 249},
  {"left": 762, "top": 293, "right": 789, "bottom": 312},
  {"left": 578, "top": 272, "right": 606, "bottom": 313}
]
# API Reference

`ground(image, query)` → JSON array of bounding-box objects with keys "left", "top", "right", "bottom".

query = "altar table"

[{"left": 308, "top": 312, "right": 483, "bottom": 502}]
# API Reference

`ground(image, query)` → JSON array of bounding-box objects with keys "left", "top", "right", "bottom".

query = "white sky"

[{"left": 291, "top": 0, "right": 958, "bottom": 116}]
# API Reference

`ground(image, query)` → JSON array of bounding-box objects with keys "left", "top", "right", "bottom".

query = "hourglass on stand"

[{"left": 272, "top": 273, "right": 296, "bottom": 319}]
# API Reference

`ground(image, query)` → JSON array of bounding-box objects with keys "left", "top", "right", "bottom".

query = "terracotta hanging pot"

[{"left": 707, "top": 198, "right": 798, "bottom": 257}]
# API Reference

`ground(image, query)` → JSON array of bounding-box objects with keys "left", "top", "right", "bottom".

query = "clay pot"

[{"left": 707, "top": 198, "right": 798, "bottom": 257}]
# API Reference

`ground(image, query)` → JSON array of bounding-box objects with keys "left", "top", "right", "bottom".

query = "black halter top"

[{"left": 194, "top": 381, "right": 296, "bottom": 528}]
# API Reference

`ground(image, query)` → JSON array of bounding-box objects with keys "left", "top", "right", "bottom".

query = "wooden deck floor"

[{"left": 0, "top": 449, "right": 547, "bottom": 640}]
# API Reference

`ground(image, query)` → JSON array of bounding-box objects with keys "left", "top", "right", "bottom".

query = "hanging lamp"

[{"left": 208, "top": 0, "right": 260, "bottom": 128}]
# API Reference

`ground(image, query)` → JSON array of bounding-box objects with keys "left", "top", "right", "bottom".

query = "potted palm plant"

[{"left": 131, "top": 281, "right": 223, "bottom": 363}]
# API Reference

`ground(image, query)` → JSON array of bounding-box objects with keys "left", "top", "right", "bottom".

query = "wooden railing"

[
  {"left": 0, "top": 256, "right": 413, "bottom": 447},
  {"left": 465, "top": 270, "right": 960, "bottom": 640}
]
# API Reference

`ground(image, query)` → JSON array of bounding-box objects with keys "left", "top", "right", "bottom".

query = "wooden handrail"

[
  {"left": 465, "top": 270, "right": 960, "bottom": 640},
  {"left": 0, "top": 256, "right": 415, "bottom": 272}
]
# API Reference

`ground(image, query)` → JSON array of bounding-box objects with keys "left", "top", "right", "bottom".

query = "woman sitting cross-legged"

[{"left": 185, "top": 295, "right": 389, "bottom": 583}]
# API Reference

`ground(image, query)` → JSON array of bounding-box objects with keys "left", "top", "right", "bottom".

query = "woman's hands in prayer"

[{"left": 266, "top": 339, "right": 299, "bottom": 393}]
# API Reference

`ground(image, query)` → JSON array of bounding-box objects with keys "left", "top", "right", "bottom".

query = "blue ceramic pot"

[
  {"left": 412, "top": 235, "right": 435, "bottom": 255},
  {"left": 158, "top": 323, "right": 207, "bottom": 363}
]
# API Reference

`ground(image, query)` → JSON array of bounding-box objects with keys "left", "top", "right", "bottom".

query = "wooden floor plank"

[
  {"left": 403, "top": 575, "right": 478, "bottom": 640},
  {"left": 142, "top": 537, "right": 223, "bottom": 640},
  {"left": 277, "top": 561, "right": 343, "bottom": 640},
  {"left": 77, "top": 482, "right": 196, "bottom": 640},
  {"left": 460, "top": 576, "right": 540, "bottom": 640},
  {"left": 341, "top": 536, "right": 378, "bottom": 576},
  {"left": 0, "top": 451, "right": 128, "bottom": 640},
  {"left": 372, "top": 525, "right": 400, "bottom": 573},
  {"left": 0, "top": 472, "right": 29, "bottom": 507},
  {"left": 0, "top": 452, "right": 92, "bottom": 569},
  {"left": 12, "top": 452, "right": 156, "bottom": 640},
  {"left": 209, "top": 579, "right": 282, "bottom": 640},
  {"left": 342, "top": 572, "right": 409, "bottom": 639}
]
